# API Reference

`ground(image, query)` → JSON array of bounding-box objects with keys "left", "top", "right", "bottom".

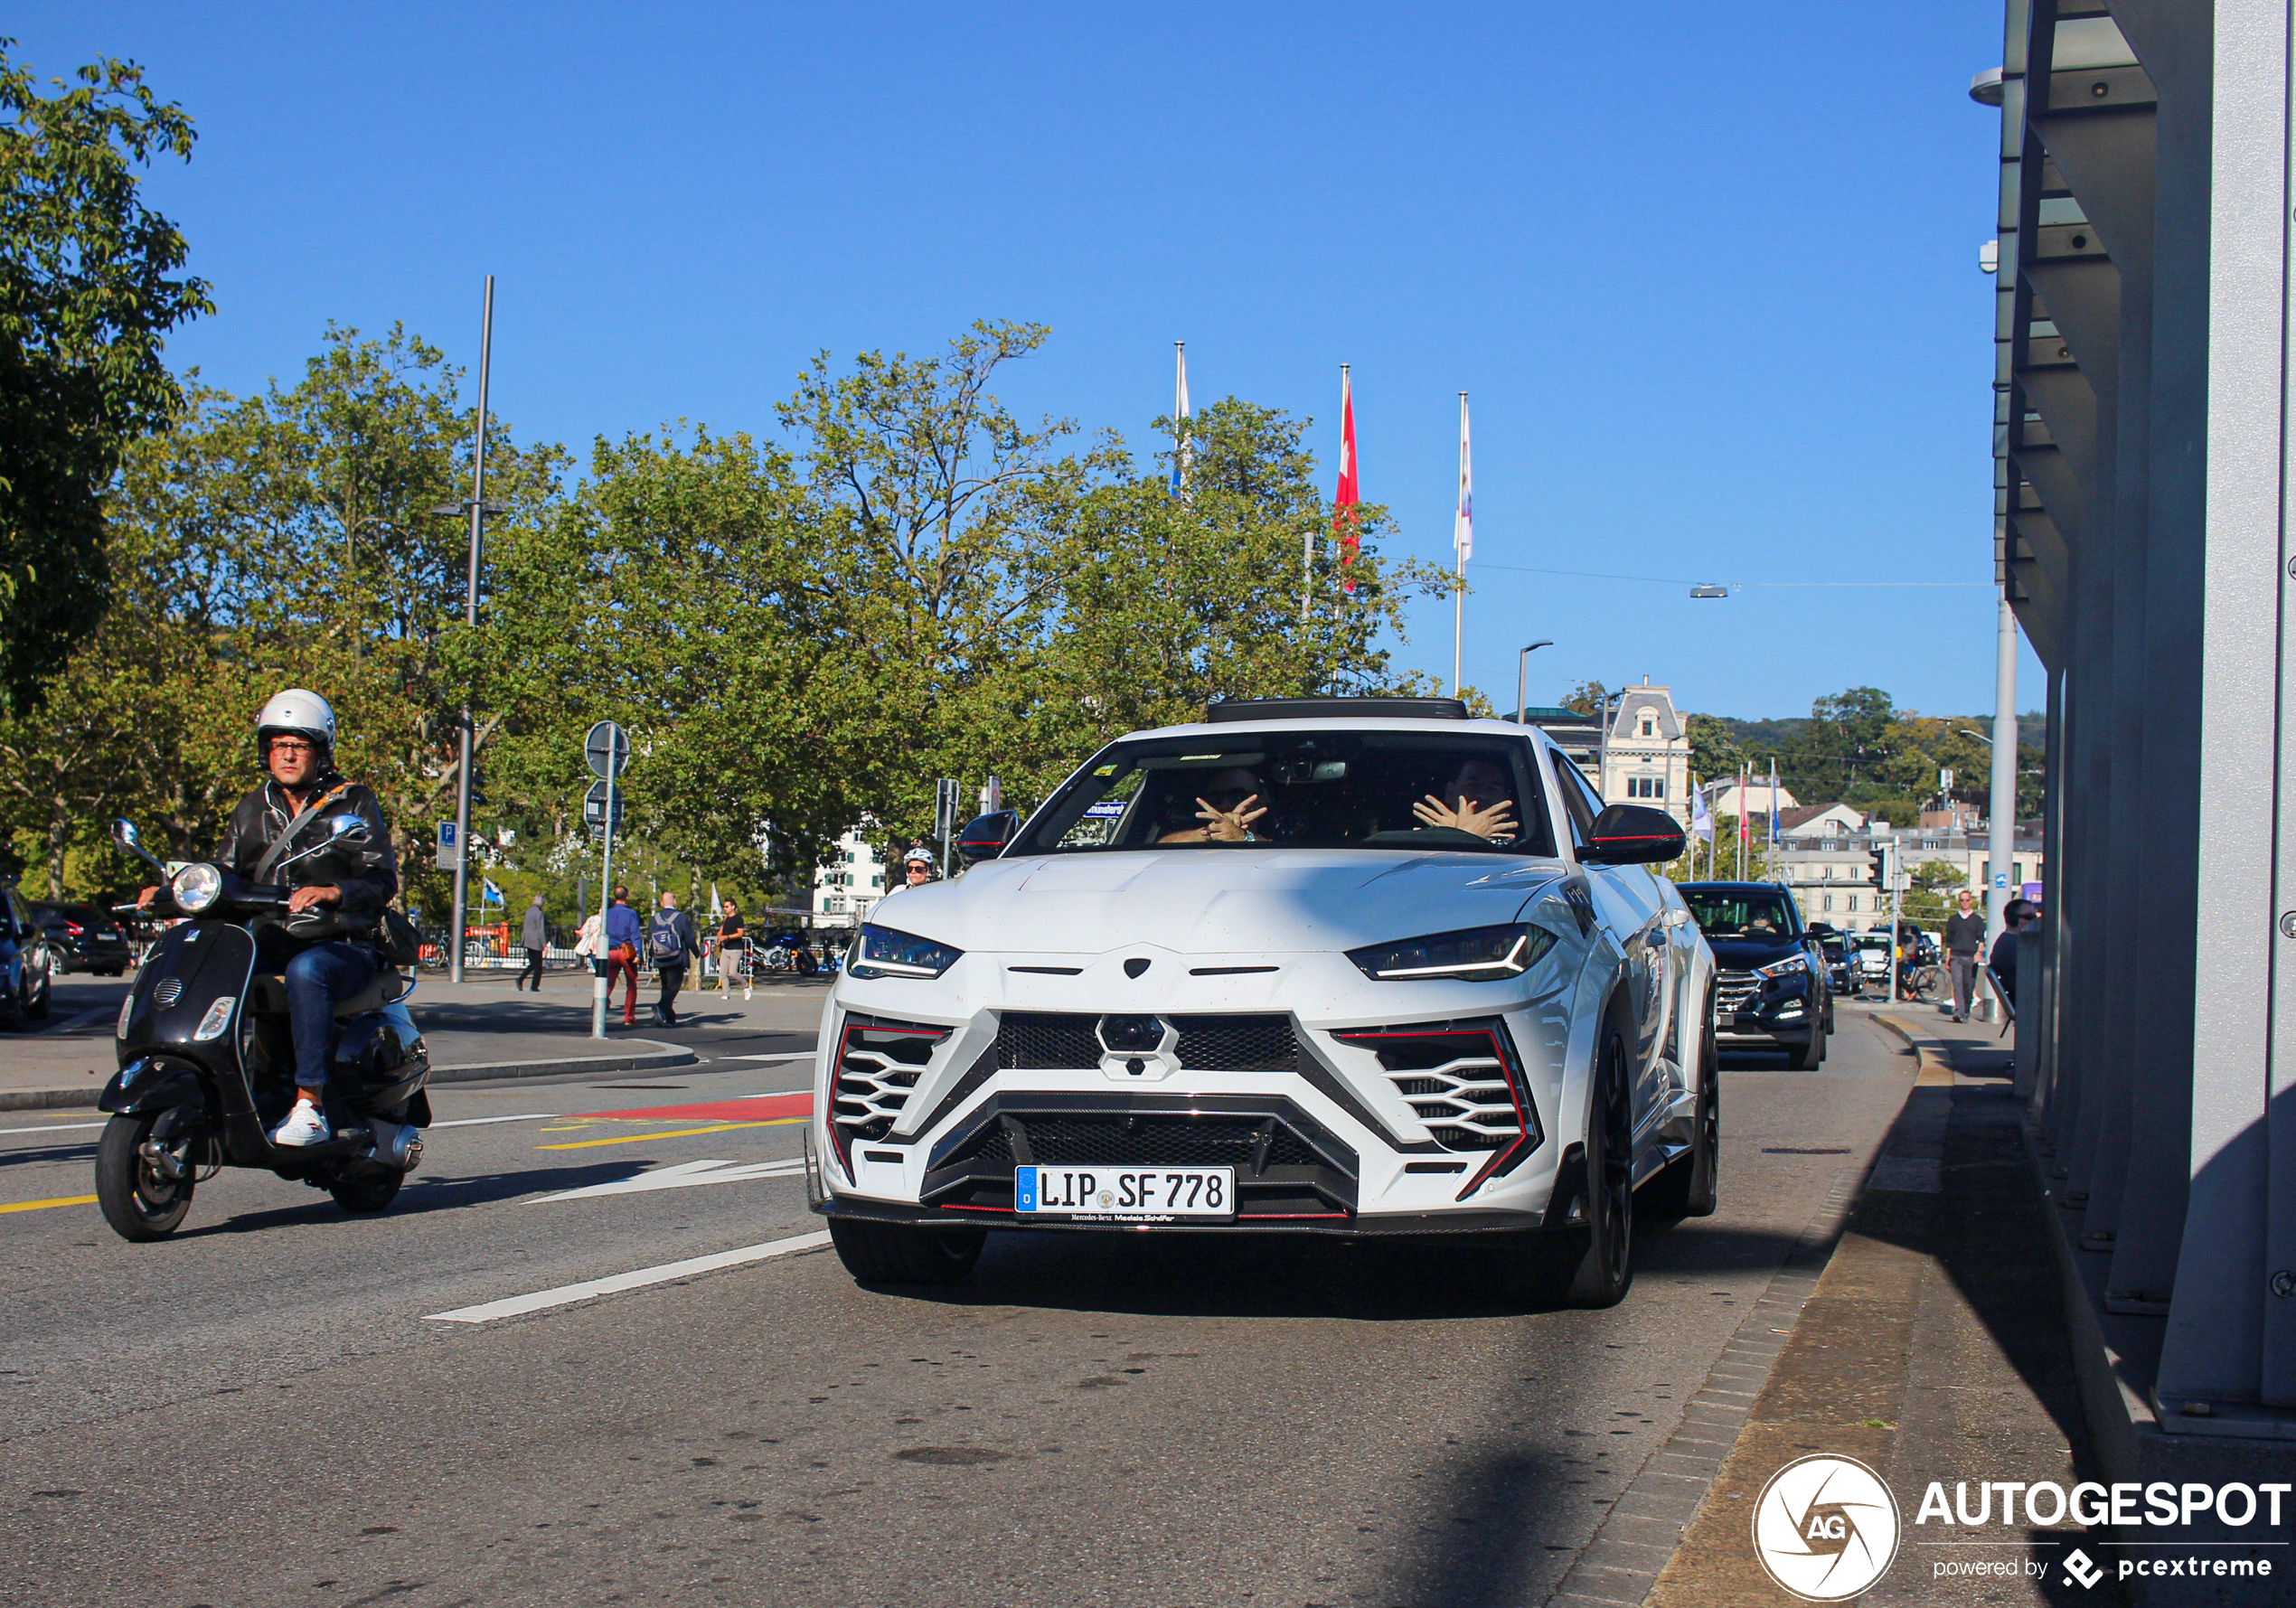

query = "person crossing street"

[
  {"left": 646, "top": 891, "right": 700, "bottom": 1026},
  {"left": 603, "top": 887, "right": 642, "bottom": 1026}
]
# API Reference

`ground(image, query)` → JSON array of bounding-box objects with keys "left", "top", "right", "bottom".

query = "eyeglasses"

[{"left": 268, "top": 738, "right": 318, "bottom": 756}]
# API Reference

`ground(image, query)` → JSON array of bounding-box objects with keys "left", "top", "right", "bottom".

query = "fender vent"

[{"left": 154, "top": 979, "right": 183, "bottom": 1008}]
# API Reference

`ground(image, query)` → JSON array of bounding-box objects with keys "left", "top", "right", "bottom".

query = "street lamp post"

[
  {"left": 434, "top": 276, "right": 494, "bottom": 986},
  {"left": 1515, "top": 641, "right": 1553, "bottom": 726}
]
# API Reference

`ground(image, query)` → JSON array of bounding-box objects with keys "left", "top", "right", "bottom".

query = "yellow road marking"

[
  {"left": 0, "top": 1193, "right": 98, "bottom": 1215},
  {"left": 536, "top": 1118, "right": 801, "bottom": 1151}
]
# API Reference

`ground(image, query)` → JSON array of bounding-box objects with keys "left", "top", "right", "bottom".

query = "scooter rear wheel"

[
  {"left": 96, "top": 1113, "right": 194, "bottom": 1241},
  {"left": 328, "top": 1172, "right": 402, "bottom": 1213}
]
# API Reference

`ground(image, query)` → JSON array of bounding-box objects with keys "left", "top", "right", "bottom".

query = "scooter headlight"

[{"left": 171, "top": 862, "right": 223, "bottom": 914}]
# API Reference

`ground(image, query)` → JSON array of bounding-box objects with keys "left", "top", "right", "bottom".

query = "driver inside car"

[
  {"left": 1156, "top": 766, "right": 1271, "bottom": 843},
  {"left": 137, "top": 690, "right": 399, "bottom": 1148},
  {"left": 1410, "top": 759, "right": 1520, "bottom": 842}
]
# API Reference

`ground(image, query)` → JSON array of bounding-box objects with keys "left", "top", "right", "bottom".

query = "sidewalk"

[
  {"left": 1635, "top": 1007, "right": 2140, "bottom": 1606},
  {"left": 0, "top": 969, "right": 832, "bottom": 1111}
]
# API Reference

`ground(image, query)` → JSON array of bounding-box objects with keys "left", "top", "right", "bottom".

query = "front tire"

[
  {"left": 828, "top": 1218, "right": 984, "bottom": 1284},
  {"left": 24, "top": 953, "right": 50, "bottom": 1019},
  {"left": 1791, "top": 1024, "right": 1826, "bottom": 1069},
  {"left": 96, "top": 1113, "right": 196, "bottom": 1240},
  {"left": 1544, "top": 1023, "right": 1634, "bottom": 1308}
]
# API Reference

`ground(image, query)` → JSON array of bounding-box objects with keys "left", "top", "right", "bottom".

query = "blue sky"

[{"left": 19, "top": 2, "right": 2035, "bottom": 720}]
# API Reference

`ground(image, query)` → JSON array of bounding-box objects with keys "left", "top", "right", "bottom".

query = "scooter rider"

[{"left": 138, "top": 690, "right": 399, "bottom": 1148}]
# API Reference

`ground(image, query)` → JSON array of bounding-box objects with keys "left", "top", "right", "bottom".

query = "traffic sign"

[
  {"left": 584, "top": 720, "right": 631, "bottom": 780},
  {"left": 437, "top": 821, "right": 461, "bottom": 870},
  {"left": 583, "top": 778, "right": 626, "bottom": 835}
]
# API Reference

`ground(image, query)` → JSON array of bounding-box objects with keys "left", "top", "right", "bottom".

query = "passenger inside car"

[{"left": 1410, "top": 759, "right": 1520, "bottom": 842}]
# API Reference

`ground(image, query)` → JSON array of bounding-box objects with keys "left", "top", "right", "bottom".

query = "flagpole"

[
  {"left": 1172, "top": 342, "right": 1190, "bottom": 500},
  {"left": 1452, "top": 391, "right": 1470, "bottom": 697}
]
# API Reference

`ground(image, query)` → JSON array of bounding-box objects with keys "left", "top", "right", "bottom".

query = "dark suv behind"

[
  {"left": 32, "top": 900, "right": 133, "bottom": 975},
  {"left": 1679, "top": 881, "right": 1833, "bottom": 1068}
]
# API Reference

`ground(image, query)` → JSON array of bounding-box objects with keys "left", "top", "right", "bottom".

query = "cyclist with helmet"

[{"left": 137, "top": 690, "right": 399, "bottom": 1147}]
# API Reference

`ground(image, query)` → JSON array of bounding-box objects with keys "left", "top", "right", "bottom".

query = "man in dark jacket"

[
  {"left": 519, "top": 896, "right": 549, "bottom": 991},
  {"left": 645, "top": 891, "right": 700, "bottom": 1026},
  {"left": 1943, "top": 888, "right": 1986, "bottom": 1023},
  {"left": 139, "top": 689, "right": 399, "bottom": 1147}
]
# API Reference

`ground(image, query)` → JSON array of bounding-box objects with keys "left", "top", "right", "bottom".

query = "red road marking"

[{"left": 584, "top": 1093, "right": 814, "bottom": 1123}]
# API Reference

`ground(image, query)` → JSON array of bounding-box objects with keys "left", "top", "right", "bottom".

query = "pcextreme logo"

[{"left": 1751, "top": 1453, "right": 1903, "bottom": 1602}]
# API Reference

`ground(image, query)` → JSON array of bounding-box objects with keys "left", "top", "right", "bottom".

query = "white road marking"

[
  {"left": 0, "top": 1119, "right": 108, "bottom": 1136},
  {"left": 426, "top": 1112, "right": 559, "bottom": 1129},
  {"left": 726, "top": 1053, "right": 814, "bottom": 1064},
  {"left": 526, "top": 1158, "right": 805, "bottom": 1202},
  {"left": 424, "top": 1228, "right": 833, "bottom": 1322}
]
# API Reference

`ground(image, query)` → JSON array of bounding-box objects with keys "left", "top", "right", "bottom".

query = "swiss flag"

[{"left": 1334, "top": 367, "right": 1360, "bottom": 593}]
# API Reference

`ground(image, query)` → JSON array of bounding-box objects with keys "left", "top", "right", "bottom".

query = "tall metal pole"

[
  {"left": 592, "top": 763, "right": 616, "bottom": 1039},
  {"left": 1514, "top": 641, "right": 1551, "bottom": 726},
  {"left": 1986, "top": 594, "right": 2019, "bottom": 947},
  {"left": 447, "top": 274, "right": 494, "bottom": 987}
]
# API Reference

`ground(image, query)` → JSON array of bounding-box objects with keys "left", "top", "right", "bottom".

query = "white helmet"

[{"left": 255, "top": 689, "right": 337, "bottom": 763}]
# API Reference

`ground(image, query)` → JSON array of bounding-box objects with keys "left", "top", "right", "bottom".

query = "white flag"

[
  {"left": 1454, "top": 392, "right": 1473, "bottom": 561},
  {"left": 1690, "top": 783, "right": 1714, "bottom": 843},
  {"left": 1170, "top": 342, "right": 1191, "bottom": 498}
]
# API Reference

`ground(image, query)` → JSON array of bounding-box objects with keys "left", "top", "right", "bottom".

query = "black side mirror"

[
  {"left": 955, "top": 810, "right": 1019, "bottom": 863},
  {"left": 1581, "top": 804, "right": 1687, "bottom": 866}
]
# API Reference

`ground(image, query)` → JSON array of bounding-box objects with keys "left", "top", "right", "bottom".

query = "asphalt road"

[{"left": 0, "top": 1005, "right": 1915, "bottom": 1608}]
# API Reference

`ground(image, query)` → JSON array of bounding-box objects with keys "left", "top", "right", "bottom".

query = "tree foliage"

[{"left": 0, "top": 42, "right": 210, "bottom": 712}]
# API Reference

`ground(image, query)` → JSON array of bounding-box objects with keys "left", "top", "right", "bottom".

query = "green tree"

[
  {"left": 0, "top": 44, "right": 210, "bottom": 711},
  {"left": 1561, "top": 679, "right": 1606, "bottom": 717}
]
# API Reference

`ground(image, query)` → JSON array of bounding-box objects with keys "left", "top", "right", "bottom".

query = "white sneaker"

[{"left": 270, "top": 1098, "right": 331, "bottom": 1148}]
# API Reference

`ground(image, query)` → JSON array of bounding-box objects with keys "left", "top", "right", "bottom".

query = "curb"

[{"left": 0, "top": 1039, "right": 697, "bottom": 1111}]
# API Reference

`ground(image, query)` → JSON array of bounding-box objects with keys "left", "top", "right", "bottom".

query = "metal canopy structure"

[{"left": 1989, "top": 0, "right": 2293, "bottom": 1436}]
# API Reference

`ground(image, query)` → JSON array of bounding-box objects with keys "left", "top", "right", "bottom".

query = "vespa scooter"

[{"left": 94, "top": 817, "right": 429, "bottom": 1241}]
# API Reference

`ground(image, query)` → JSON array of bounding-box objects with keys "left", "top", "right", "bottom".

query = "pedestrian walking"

[
  {"left": 518, "top": 895, "right": 549, "bottom": 991},
  {"left": 646, "top": 891, "right": 701, "bottom": 1026},
  {"left": 603, "top": 886, "right": 642, "bottom": 1026},
  {"left": 714, "top": 898, "right": 748, "bottom": 997},
  {"left": 1943, "top": 888, "right": 1986, "bottom": 1022}
]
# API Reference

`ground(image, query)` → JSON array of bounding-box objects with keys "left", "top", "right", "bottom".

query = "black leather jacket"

[{"left": 213, "top": 775, "right": 399, "bottom": 943}]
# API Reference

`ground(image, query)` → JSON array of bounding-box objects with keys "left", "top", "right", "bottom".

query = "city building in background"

[{"left": 812, "top": 826, "right": 887, "bottom": 927}]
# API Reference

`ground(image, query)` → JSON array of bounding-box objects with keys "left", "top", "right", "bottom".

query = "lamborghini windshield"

[{"left": 1005, "top": 730, "right": 1558, "bottom": 857}]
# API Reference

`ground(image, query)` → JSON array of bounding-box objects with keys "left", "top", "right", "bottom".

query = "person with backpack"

[{"left": 646, "top": 890, "right": 701, "bottom": 1027}]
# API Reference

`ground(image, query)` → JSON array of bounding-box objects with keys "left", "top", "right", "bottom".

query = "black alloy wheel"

[
  {"left": 828, "top": 1218, "right": 986, "bottom": 1284},
  {"left": 95, "top": 1113, "right": 196, "bottom": 1240},
  {"left": 1546, "top": 1022, "right": 1634, "bottom": 1308}
]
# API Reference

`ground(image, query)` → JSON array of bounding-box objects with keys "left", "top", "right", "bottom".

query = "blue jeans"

[{"left": 261, "top": 936, "right": 378, "bottom": 1093}]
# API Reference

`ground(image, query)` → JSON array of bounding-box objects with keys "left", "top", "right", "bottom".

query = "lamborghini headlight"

[
  {"left": 849, "top": 924, "right": 964, "bottom": 980},
  {"left": 1346, "top": 923, "right": 1557, "bottom": 982},
  {"left": 171, "top": 862, "right": 223, "bottom": 914}
]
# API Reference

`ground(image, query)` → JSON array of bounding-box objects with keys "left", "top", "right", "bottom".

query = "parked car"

[
  {"left": 31, "top": 900, "right": 133, "bottom": 975},
  {"left": 1678, "top": 882, "right": 1834, "bottom": 1068},
  {"left": 0, "top": 884, "right": 54, "bottom": 1028},
  {"left": 808, "top": 695, "right": 1716, "bottom": 1308}
]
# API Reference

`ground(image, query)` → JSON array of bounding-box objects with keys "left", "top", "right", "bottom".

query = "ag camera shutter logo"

[{"left": 1751, "top": 1453, "right": 1902, "bottom": 1600}]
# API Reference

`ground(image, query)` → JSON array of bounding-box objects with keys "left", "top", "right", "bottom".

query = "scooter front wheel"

[{"left": 96, "top": 1113, "right": 195, "bottom": 1241}]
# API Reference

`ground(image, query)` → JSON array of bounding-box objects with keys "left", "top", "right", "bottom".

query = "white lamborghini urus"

[{"left": 805, "top": 697, "right": 1717, "bottom": 1307}]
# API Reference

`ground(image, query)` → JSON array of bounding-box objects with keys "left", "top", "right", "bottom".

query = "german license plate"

[{"left": 1015, "top": 1165, "right": 1234, "bottom": 1220}]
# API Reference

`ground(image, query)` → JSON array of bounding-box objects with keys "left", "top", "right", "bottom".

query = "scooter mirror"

[
  {"left": 111, "top": 819, "right": 140, "bottom": 851},
  {"left": 327, "top": 814, "right": 372, "bottom": 845}
]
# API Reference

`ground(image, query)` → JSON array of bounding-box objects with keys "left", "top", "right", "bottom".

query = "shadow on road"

[{"left": 163, "top": 1161, "right": 644, "bottom": 1236}]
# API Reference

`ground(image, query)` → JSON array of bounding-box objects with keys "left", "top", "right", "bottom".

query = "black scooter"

[{"left": 95, "top": 817, "right": 430, "bottom": 1242}]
